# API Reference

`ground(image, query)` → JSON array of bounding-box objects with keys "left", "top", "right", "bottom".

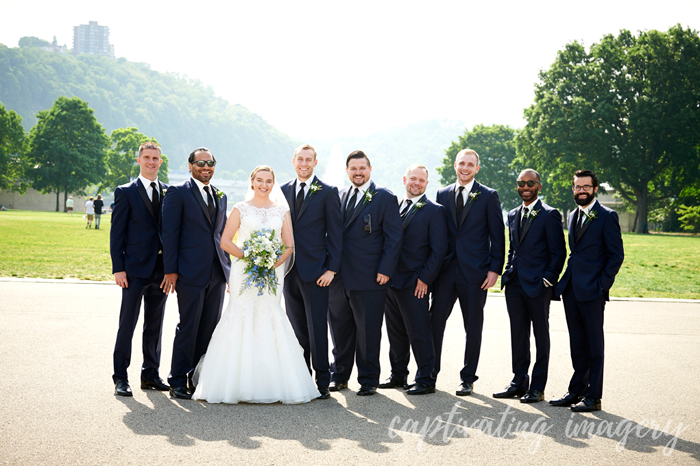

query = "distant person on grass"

[
  {"left": 84, "top": 197, "right": 94, "bottom": 229},
  {"left": 66, "top": 196, "right": 74, "bottom": 214},
  {"left": 94, "top": 195, "right": 104, "bottom": 230}
]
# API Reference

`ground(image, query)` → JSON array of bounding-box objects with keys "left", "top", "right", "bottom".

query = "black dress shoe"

[
  {"left": 406, "top": 382, "right": 436, "bottom": 395},
  {"left": 329, "top": 381, "right": 348, "bottom": 392},
  {"left": 456, "top": 382, "right": 473, "bottom": 396},
  {"left": 493, "top": 385, "right": 527, "bottom": 399},
  {"left": 404, "top": 382, "right": 416, "bottom": 390},
  {"left": 114, "top": 379, "right": 132, "bottom": 397},
  {"left": 141, "top": 378, "right": 169, "bottom": 391},
  {"left": 549, "top": 392, "right": 583, "bottom": 407},
  {"left": 378, "top": 377, "right": 407, "bottom": 389},
  {"left": 571, "top": 398, "right": 601, "bottom": 412},
  {"left": 186, "top": 372, "right": 197, "bottom": 391},
  {"left": 520, "top": 389, "right": 544, "bottom": 403},
  {"left": 169, "top": 386, "right": 192, "bottom": 400},
  {"left": 357, "top": 384, "right": 377, "bottom": 396},
  {"left": 317, "top": 387, "right": 331, "bottom": 399}
]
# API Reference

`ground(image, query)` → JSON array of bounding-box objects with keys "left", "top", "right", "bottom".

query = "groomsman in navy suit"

[
  {"left": 161, "top": 147, "right": 231, "bottom": 400},
  {"left": 281, "top": 144, "right": 343, "bottom": 399},
  {"left": 430, "top": 149, "right": 505, "bottom": 396},
  {"left": 496, "top": 169, "right": 566, "bottom": 403},
  {"left": 380, "top": 164, "right": 447, "bottom": 395},
  {"left": 110, "top": 142, "right": 169, "bottom": 396},
  {"left": 328, "top": 150, "right": 403, "bottom": 396},
  {"left": 551, "top": 170, "right": 624, "bottom": 412}
]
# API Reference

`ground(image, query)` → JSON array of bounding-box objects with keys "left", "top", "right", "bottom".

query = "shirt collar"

[
  {"left": 191, "top": 177, "right": 211, "bottom": 191},
  {"left": 139, "top": 174, "right": 159, "bottom": 189},
  {"left": 456, "top": 179, "right": 475, "bottom": 195},
  {"left": 578, "top": 199, "right": 598, "bottom": 215},
  {"left": 352, "top": 180, "right": 371, "bottom": 193},
  {"left": 297, "top": 176, "right": 315, "bottom": 190}
]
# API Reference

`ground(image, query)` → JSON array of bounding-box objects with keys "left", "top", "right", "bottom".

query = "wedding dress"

[{"left": 192, "top": 202, "right": 320, "bottom": 404}]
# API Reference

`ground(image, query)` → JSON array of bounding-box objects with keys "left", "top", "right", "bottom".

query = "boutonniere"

[
  {"left": 414, "top": 200, "right": 426, "bottom": 210},
  {"left": 362, "top": 189, "right": 376, "bottom": 205},
  {"left": 308, "top": 180, "right": 322, "bottom": 197},
  {"left": 161, "top": 188, "right": 167, "bottom": 197},
  {"left": 527, "top": 208, "right": 540, "bottom": 223},
  {"left": 583, "top": 210, "right": 597, "bottom": 224},
  {"left": 468, "top": 191, "right": 480, "bottom": 204},
  {"left": 215, "top": 188, "right": 224, "bottom": 200}
]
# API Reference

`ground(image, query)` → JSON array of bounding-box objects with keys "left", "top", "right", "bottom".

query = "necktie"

[
  {"left": 296, "top": 182, "right": 306, "bottom": 213},
  {"left": 521, "top": 207, "right": 528, "bottom": 230},
  {"left": 204, "top": 186, "right": 215, "bottom": 220},
  {"left": 344, "top": 188, "right": 359, "bottom": 224},
  {"left": 456, "top": 186, "right": 465, "bottom": 216},
  {"left": 150, "top": 182, "right": 159, "bottom": 219},
  {"left": 400, "top": 199, "right": 413, "bottom": 218}
]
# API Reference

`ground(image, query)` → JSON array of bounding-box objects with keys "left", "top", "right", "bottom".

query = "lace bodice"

[{"left": 234, "top": 202, "right": 288, "bottom": 247}]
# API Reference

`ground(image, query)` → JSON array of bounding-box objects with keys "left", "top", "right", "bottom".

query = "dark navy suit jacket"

[
  {"left": 501, "top": 199, "right": 567, "bottom": 298},
  {"left": 338, "top": 181, "right": 403, "bottom": 291},
  {"left": 161, "top": 179, "right": 231, "bottom": 287},
  {"left": 554, "top": 201, "right": 624, "bottom": 302},
  {"left": 110, "top": 178, "right": 167, "bottom": 279},
  {"left": 280, "top": 176, "right": 343, "bottom": 282},
  {"left": 436, "top": 181, "right": 505, "bottom": 283},
  {"left": 392, "top": 195, "right": 448, "bottom": 290}
]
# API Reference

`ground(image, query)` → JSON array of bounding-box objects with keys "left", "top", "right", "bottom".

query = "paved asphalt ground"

[{"left": 0, "top": 279, "right": 698, "bottom": 465}]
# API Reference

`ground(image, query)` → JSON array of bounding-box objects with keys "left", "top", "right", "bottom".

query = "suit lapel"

[
  {"left": 458, "top": 182, "right": 478, "bottom": 228},
  {"left": 283, "top": 181, "right": 296, "bottom": 218},
  {"left": 569, "top": 210, "right": 578, "bottom": 246},
  {"left": 191, "top": 179, "right": 213, "bottom": 226},
  {"left": 511, "top": 208, "right": 521, "bottom": 246},
  {"left": 347, "top": 181, "right": 373, "bottom": 227},
  {"left": 519, "top": 200, "right": 540, "bottom": 244},
  {"left": 296, "top": 176, "right": 316, "bottom": 221},
  {"left": 402, "top": 195, "right": 425, "bottom": 231},
  {"left": 448, "top": 185, "right": 458, "bottom": 227},
  {"left": 135, "top": 178, "right": 156, "bottom": 220},
  {"left": 576, "top": 202, "right": 597, "bottom": 242}
]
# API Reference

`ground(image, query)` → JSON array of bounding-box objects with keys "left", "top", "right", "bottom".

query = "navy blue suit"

[
  {"left": 329, "top": 181, "right": 403, "bottom": 386},
  {"left": 162, "top": 178, "right": 231, "bottom": 388},
  {"left": 110, "top": 178, "right": 169, "bottom": 384},
  {"left": 430, "top": 181, "right": 505, "bottom": 384},
  {"left": 384, "top": 195, "right": 447, "bottom": 387},
  {"left": 280, "top": 176, "right": 343, "bottom": 389},
  {"left": 554, "top": 200, "right": 624, "bottom": 399},
  {"left": 500, "top": 199, "right": 566, "bottom": 392}
]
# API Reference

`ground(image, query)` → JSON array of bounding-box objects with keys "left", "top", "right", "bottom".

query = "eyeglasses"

[
  {"left": 516, "top": 180, "right": 540, "bottom": 188},
  {"left": 573, "top": 185, "right": 593, "bottom": 192},
  {"left": 193, "top": 160, "right": 216, "bottom": 167},
  {"left": 364, "top": 214, "right": 372, "bottom": 233}
]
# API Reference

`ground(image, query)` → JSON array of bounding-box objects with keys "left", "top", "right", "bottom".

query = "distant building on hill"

[
  {"left": 41, "top": 36, "right": 68, "bottom": 54},
  {"left": 73, "top": 21, "right": 113, "bottom": 57}
]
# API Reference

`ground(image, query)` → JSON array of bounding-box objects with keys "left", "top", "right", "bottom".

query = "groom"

[
  {"left": 161, "top": 147, "right": 231, "bottom": 399},
  {"left": 281, "top": 144, "right": 343, "bottom": 399}
]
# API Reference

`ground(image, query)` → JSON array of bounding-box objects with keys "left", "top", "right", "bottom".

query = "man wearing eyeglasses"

[
  {"left": 551, "top": 170, "right": 624, "bottom": 412},
  {"left": 161, "top": 147, "right": 231, "bottom": 400},
  {"left": 328, "top": 150, "right": 403, "bottom": 396},
  {"left": 496, "top": 169, "right": 566, "bottom": 403}
]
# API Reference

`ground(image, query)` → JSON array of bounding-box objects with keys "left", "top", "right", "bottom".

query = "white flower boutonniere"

[
  {"left": 161, "top": 188, "right": 167, "bottom": 197},
  {"left": 468, "top": 191, "right": 480, "bottom": 204},
  {"left": 215, "top": 189, "right": 224, "bottom": 200},
  {"left": 363, "top": 189, "right": 377, "bottom": 205},
  {"left": 583, "top": 210, "right": 598, "bottom": 224},
  {"left": 308, "top": 181, "right": 322, "bottom": 197},
  {"left": 527, "top": 208, "right": 541, "bottom": 223},
  {"left": 414, "top": 200, "right": 426, "bottom": 210}
]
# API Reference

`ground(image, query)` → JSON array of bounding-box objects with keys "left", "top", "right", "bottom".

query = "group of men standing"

[{"left": 110, "top": 141, "right": 624, "bottom": 413}]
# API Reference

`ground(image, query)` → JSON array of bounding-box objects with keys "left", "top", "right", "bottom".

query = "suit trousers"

[
  {"left": 112, "top": 255, "right": 167, "bottom": 383},
  {"left": 562, "top": 283, "right": 606, "bottom": 399},
  {"left": 328, "top": 275, "right": 387, "bottom": 386},
  {"left": 430, "top": 259, "right": 487, "bottom": 384},
  {"left": 168, "top": 261, "right": 227, "bottom": 388},
  {"left": 504, "top": 277, "right": 552, "bottom": 391},
  {"left": 283, "top": 265, "right": 331, "bottom": 389},
  {"left": 385, "top": 286, "right": 436, "bottom": 387}
]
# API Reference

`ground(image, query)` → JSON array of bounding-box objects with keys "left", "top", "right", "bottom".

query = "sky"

[{"left": 1, "top": 0, "right": 699, "bottom": 140}]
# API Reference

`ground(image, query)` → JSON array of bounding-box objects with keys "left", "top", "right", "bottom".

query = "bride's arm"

[
  {"left": 220, "top": 207, "right": 244, "bottom": 259},
  {"left": 274, "top": 211, "right": 294, "bottom": 269}
]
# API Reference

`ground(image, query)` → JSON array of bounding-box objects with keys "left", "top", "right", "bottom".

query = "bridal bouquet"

[{"left": 240, "top": 228, "right": 285, "bottom": 296}]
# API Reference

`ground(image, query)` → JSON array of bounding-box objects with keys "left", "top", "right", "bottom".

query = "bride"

[{"left": 192, "top": 165, "right": 320, "bottom": 404}]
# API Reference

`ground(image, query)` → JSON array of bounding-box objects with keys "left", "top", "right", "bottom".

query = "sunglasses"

[
  {"left": 364, "top": 214, "right": 372, "bottom": 233},
  {"left": 516, "top": 180, "right": 540, "bottom": 188},
  {"left": 193, "top": 160, "right": 216, "bottom": 167}
]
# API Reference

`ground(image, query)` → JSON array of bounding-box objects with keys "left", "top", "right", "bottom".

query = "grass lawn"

[{"left": 1, "top": 210, "right": 698, "bottom": 299}]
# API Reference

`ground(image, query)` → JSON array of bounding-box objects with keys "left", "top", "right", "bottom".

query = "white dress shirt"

[
  {"left": 192, "top": 177, "right": 214, "bottom": 206},
  {"left": 139, "top": 174, "right": 160, "bottom": 200},
  {"left": 348, "top": 180, "right": 371, "bottom": 209},
  {"left": 455, "top": 179, "right": 475, "bottom": 205}
]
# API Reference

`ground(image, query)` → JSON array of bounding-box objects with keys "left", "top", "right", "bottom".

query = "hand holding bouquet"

[{"left": 240, "top": 228, "right": 286, "bottom": 296}]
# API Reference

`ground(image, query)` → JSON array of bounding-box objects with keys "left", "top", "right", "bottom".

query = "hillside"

[{"left": 0, "top": 43, "right": 297, "bottom": 173}]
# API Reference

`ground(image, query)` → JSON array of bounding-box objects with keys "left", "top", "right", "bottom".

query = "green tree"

[
  {"left": 437, "top": 124, "right": 520, "bottom": 211},
  {"left": 18, "top": 37, "right": 51, "bottom": 48},
  {"left": 0, "top": 102, "right": 27, "bottom": 192},
  {"left": 101, "top": 127, "right": 169, "bottom": 192},
  {"left": 518, "top": 25, "right": 700, "bottom": 233},
  {"left": 26, "top": 97, "right": 109, "bottom": 211}
]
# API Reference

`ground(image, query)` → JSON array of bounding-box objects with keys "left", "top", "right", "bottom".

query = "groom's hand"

[
  {"left": 114, "top": 272, "right": 128, "bottom": 288},
  {"left": 316, "top": 270, "right": 336, "bottom": 287},
  {"left": 162, "top": 273, "right": 178, "bottom": 294},
  {"left": 376, "top": 273, "right": 390, "bottom": 286}
]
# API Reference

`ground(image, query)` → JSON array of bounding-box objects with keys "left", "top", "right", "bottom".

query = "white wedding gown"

[{"left": 192, "top": 202, "right": 320, "bottom": 404}]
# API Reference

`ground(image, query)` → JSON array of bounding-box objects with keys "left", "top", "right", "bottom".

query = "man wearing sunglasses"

[
  {"left": 328, "top": 150, "right": 402, "bottom": 396},
  {"left": 551, "top": 170, "right": 624, "bottom": 412},
  {"left": 497, "top": 169, "right": 566, "bottom": 403},
  {"left": 161, "top": 147, "right": 231, "bottom": 399}
]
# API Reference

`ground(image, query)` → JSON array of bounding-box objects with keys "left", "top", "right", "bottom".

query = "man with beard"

[
  {"left": 380, "top": 164, "right": 447, "bottom": 395},
  {"left": 328, "top": 150, "right": 402, "bottom": 396},
  {"left": 551, "top": 170, "right": 624, "bottom": 412},
  {"left": 496, "top": 169, "right": 566, "bottom": 403}
]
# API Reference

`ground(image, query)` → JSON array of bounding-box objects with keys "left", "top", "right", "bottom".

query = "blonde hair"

[
  {"left": 455, "top": 149, "right": 480, "bottom": 166},
  {"left": 405, "top": 164, "right": 429, "bottom": 179},
  {"left": 294, "top": 144, "right": 317, "bottom": 159},
  {"left": 250, "top": 165, "right": 275, "bottom": 183}
]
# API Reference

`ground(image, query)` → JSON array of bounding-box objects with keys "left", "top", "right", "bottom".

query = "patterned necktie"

[
  {"left": 456, "top": 186, "right": 465, "bottom": 216},
  {"left": 296, "top": 182, "right": 306, "bottom": 213},
  {"left": 400, "top": 199, "right": 413, "bottom": 218},
  {"left": 150, "top": 182, "right": 159, "bottom": 219},
  {"left": 344, "top": 188, "right": 359, "bottom": 224},
  {"left": 204, "top": 186, "right": 215, "bottom": 220}
]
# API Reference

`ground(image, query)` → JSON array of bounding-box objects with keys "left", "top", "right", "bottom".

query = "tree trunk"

[
  {"left": 63, "top": 191, "right": 68, "bottom": 213},
  {"left": 55, "top": 190, "right": 60, "bottom": 212},
  {"left": 632, "top": 210, "right": 639, "bottom": 233},
  {"left": 636, "top": 188, "right": 649, "bottom": 234}
]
